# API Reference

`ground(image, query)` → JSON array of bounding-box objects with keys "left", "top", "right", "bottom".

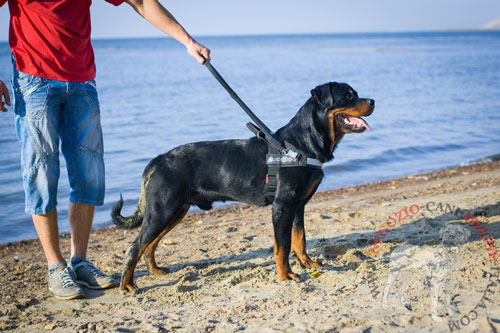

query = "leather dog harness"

[{"left": 203, "top": 58, "right": 323, "bottom": 203}]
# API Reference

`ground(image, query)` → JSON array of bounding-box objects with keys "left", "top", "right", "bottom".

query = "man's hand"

[
  {"left": 0, "top": 80, "right": 11, "bottom": 112},
  {"left": 187, "top": 39, "right": 211, "bottom": 64}
]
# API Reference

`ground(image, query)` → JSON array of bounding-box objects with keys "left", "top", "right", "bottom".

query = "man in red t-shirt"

[{"left": 0, "top": 0, "right": 210, "bottom": 300}]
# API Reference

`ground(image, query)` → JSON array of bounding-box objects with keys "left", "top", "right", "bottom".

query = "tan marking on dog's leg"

[
  {"left": 274, "top": 242, "right": 300, "bottom": 281},
  {"left": 303, "top": 178, "right": 320, "bottom": 200},
  {"left": 292, "top": 225, "right": 322, "bottom": 269},
  {"left": 145, "top": 229, "right": 169, "bottom": 276},
  {"left": 145, "top": 204, "right": 190, "bottom": 276},
  {"left": 120, "top": 244, "right": 148, "bottom": 293}
]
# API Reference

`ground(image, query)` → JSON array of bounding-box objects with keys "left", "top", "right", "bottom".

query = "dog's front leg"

[
  {"left": 272, "top": 198, "right": 300, "bottom": 281},
  {"left": 292, "top": 206, "right": 322, "bottom": 269}
]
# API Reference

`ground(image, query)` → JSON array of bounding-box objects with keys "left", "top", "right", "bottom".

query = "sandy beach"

[{"left": 0, "top": 160, "right": 499, "bottom": 332}]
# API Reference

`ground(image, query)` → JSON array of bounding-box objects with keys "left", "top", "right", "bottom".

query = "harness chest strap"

[
  {"left": 265, "top": 150, "right": 323, "bottom": 203},
  {"left": 266, "top": 153, "right": 323, "bottom": 168}
]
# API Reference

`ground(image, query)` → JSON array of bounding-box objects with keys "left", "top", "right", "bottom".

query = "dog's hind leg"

[
  {"left": 120, "top": 198, "right": 188, "bottom": 293},
  {"left": 292, "top": 206, "right": 322, "bottom": 269},
  {"left": 144, "top": 204, "right": 190, "bottom": 276},
  {"left": 120, "top": 237, "right": 148, "bottom": 293}
]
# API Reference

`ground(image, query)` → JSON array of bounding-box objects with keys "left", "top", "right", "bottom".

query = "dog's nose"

[{"left": 367, "top": 99, "right": 375, "bottom": 107}]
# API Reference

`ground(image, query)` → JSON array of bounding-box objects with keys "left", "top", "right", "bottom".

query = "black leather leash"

[{"left": 202, "top": 56, "right": 284, "bottom": 152}]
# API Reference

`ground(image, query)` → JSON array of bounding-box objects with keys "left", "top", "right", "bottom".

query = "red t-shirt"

[{"left": 2, "top": 0, "right": 125, "bottom": 82}]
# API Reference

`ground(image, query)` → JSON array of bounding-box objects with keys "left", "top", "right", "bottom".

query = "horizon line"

[{"left": 0, "top": 28, "right": 498, "bottom": 43}]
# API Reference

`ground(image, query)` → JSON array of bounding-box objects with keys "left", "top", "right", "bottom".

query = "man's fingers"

[
  {"left": 189, "top": 42, "right": 210, "bottom": 64},
  {"left": 197, "top": 54, "right": 205, "bottom": 65},
  {"left": 0, "top": 80, "right": 11, "bottom": 108},
  {"left": 6, "top": 91, "right": 11, "bottom": 106},
  {"left": 196, "top": 49, "right": 210, "bottom": 64},
  {"left": 201, "top": 48, "right": 211, "bottom": 63},
  {"left": 4, "top": 92, "right": 11, "bottom": 106}
]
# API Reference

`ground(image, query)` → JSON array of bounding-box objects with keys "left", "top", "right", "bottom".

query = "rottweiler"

[{"left": 112, "top": 82, "right": 374, "bottom": 293}]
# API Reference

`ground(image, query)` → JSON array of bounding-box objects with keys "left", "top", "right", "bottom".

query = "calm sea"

[{"left": 1, "top": 31, "right": 499, "bottom": 244}]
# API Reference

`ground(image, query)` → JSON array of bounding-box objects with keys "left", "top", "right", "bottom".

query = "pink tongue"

[{"left": 345, "top": 116, "right": 372, "bottom": 131}]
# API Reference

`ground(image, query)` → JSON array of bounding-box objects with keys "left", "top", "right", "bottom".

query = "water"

[{"left": 1, "top": 31, "right": 499, "bottom": 244}]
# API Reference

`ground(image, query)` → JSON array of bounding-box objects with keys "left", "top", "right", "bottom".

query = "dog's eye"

[{"left": 346, "top": 94, "right": 354, "bottom": 101}]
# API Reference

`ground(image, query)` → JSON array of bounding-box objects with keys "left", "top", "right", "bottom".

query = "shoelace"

[
  {"left": 78, "top": 261, "right": 105, "bottom": 277},
  {"left": 58, "top": 267, "right": 78, "bottom": 288}
]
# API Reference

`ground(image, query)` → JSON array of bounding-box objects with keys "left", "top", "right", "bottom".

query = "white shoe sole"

[
  {"left": 76, "top": 279, "right": 116, "bottom": 290},
  {"left": 49, "top": 286, "right": 85, "bottom": 300}
]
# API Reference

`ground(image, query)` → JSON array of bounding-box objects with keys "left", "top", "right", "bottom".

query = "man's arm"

[
  {"left": 125, "top": 0, "right": 210, "bottom": 64},
  {"left": 0, "top": 80, "right": 10, "bottom": 112}
]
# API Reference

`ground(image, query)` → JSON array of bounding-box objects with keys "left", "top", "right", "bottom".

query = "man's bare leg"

[
  {"left": 33, "top": 207, "right": 85, "bottom": 299},
  {"left": 68, "top": 202, "right": 115, "bottom": 289},
  {"left": 32, "top": 203, "right": 95, "bottom": 263},
  {"left": 69, "top": 202, "right": 94, "bottom": 258},
  {"left": 32, "top": 208, "right": 65, "bottom": 265}
]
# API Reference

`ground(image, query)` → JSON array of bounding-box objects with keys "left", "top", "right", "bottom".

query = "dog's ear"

[
  {"left": 328, "top": 82, "right": 340, "bottom": 99},
  {"left": 310, "top": 83, "right": 334, "bottom": 109},
  {"left": 310, "top": 86, "right": 322, "bottom": 101}
]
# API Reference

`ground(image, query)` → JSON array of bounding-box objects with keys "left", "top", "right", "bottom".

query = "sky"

[{"left": 0, "top": 0, "right": 499, "bottom": 41}]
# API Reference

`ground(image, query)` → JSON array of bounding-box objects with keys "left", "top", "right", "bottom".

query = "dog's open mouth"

[{"left": 336, "top": 114, "right": 372, "bottom": 132}]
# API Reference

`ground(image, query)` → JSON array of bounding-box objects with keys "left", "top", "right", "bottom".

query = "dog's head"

[
  {"left": 311, "top": 82, "right": 374, "bottom": 135},
  {"left": 278, "top": 82, "right": 374, "bottom": 163}
]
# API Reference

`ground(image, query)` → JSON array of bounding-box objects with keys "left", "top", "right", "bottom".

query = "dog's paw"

[
  {"left": 296, "top": 256, "right": 323, "bottom": 269},
  {"left": 278, "top": 271, "right": 301, "bottom": 282},
  {"left": 305, "top": 259, "right": 322, "bottom": 269},
  {"left": 119, "top": 283, "right": 139, "bottom": 295},
  {"left": 149, "top": 266, "right": 169, "bottom": 276}
]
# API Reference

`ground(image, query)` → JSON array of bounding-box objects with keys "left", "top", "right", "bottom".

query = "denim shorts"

[{"left": 12, "top": 59, "right": 105, "bottom": 215}]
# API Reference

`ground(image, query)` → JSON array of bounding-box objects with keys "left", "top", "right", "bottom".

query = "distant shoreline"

[{"left": 0, "top": 29, "right": 499, "bottom": 44}]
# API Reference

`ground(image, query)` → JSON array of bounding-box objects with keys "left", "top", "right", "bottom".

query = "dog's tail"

[
  {"left": 111, "top": 169, "right": 153, "bottom": 229},
  {"left": 111, "top": 194, "right": 143, "bottom": 229}
]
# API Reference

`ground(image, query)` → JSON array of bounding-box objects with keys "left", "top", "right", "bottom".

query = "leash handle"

[{"left": 201, "top": 56, "right": 280, "bottom": 145}]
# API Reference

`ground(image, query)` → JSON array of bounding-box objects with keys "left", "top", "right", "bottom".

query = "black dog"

[{"left": 112, "top": 82, "right": 374, "bottom": 293}]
